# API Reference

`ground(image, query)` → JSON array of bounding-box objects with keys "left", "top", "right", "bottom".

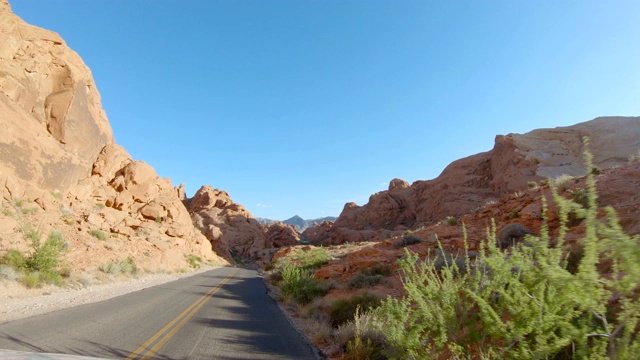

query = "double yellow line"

[{"left": 127, "top": 268, "right": 239, "bottom": 360}]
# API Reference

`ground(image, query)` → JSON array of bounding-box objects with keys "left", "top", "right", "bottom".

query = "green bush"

[
  {"left": 276, "top": 247, "right": 329, "bottom": 271},
  {"left": 1, "top": 249, "right": 27, "bottom": 269},
  {"left": 27, "top": 231, "right": 65, "bottom": 274},
  {"left": 185, "top": 254, "right": 202, "bottom": 269},
  {"left": 99, "top": 257, "right": 138, "bottom": 276},
  {"left": 368, "top": 144, "right": 640, "bottom": 359},
  {"left": 348, "top": 273, "right": 385, "bottom": 289},
  {"left": 329, "top": 292, "right": 381, "bottom": 328},
  {"left": 446, "top": 216, "right": 458, "bottom": 226},
  {"left": 279, "top": 262, "right": 328, "bottom": 304},
  {"left": 89, "top": 229, "right": 107, "bottom": 241},
  {"left": 362, "top": 264, "right": 393, "bottom": 277},
  {"left": 0, "top": 231, "right": 67, "bottom": 288}
]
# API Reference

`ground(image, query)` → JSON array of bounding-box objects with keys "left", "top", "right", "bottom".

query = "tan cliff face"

[
  {"left": 0, "top": 1, "right": 227, "bottom": 272},
  {"left": 305, "top": 116, "right": 640, "bottom": 246},
  {"left": 0, "top": 0, "right": 113, "bottom": 195},
  {"left": 186, "top": 186, "right": 267, "bottom": 261},
  {"left": 186, "top": 187, "right": 304, "bottom": 264}
]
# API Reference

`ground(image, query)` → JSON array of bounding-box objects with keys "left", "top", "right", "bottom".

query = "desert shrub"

[
  {"left": 27, "top": 231, "right": 65, "bottom": 274},
  {"left": 337, "top": 309, "right": 388, "bottom": 360},
  {"left": 552, "top": 174, "right": 575, "bottom": 191},
  {"left": 20, "top": 223, "right": 41, "bottom": 243},
  {"left": 348, "top": 273, "right": 385, "bottom": 289},
  {"left": 329, "top": 292, "right": 381, "bottom": 328},
  {"left": 99, "top": 257, "right": 138, "bottom": 276},
  {"left": 21, "top": 272, "right": 42, "bottom": 288},
  {"left": 279, "top": 262, "right": 328, "bottom": 304},
  {"left": 567, "top": 187, "right": 589, "bottom": 209},
  {"left": 1, "top": 249, "right": 27, "bottom": 269},
  {"left": 363, "top": 264, "right": 393, "bottom": 277},
  {"left": 0, "top": 231, "right": 67, "bottom": 287},
  {"left": 0, "top": 264, "right": 19, "bottom": 281},
  {"left": 496, "top": 223, "right": 533, "bottom": 250},
  {"left": 276, "top": 247, "right": 329, "bottom": 271},
  {"left": 367, "top": 143, "right": 640, "bottom": 359},
  {"left": 89, "top": 229, "right": 107, "bottom": 241},
  {"left": 185, "top": 254, "right": 202, "bottom": 269},
  {"left": 446, "top": 216, "right": 458, "bottom": 226},
  {"left": 527, "top": 181, "right": 538, "bottom": 189},
  {"left": 394, "top": 234, "right": 421, "bottom": 248}
]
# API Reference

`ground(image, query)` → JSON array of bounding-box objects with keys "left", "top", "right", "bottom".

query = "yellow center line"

[{"left": 127, "top": 268, "right": 240, "bottom": 360}]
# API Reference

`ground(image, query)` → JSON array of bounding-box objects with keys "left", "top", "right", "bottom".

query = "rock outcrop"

[
  {"left": 0, "top": 1, "right": 227, "bottom": 271},
  {"left": 264, "top": 222, "right": 300, "bottom": 248},
  {"left": 187, "top": 186, "right": 267, "bottom": 260},
  {"left": 0, "top": 0, "right": 113, "bottom": 196},
  {"left": 308, "top": 117, "right": 640, "bottom": 245}
]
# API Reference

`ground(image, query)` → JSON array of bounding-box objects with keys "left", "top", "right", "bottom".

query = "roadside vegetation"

[
  {"left": 0, "top": 228, "right": 68, "bottom": 288},
  {"left": 266, "top": 145, "right": 640, "bottom": 359},
  {"left": 337, "top": 145, "right": 640, "bottom": 359}
]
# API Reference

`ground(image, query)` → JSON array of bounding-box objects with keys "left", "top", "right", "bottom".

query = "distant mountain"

[{"left": 256, "top": 215, "right": 336, "bottom": 232}]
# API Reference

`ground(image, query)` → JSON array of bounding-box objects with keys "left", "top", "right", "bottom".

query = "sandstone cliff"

[
  {"left": 186, "top": 187, "right": 302, "bottom": 263},
  {"left": 305, "top": 117, "right": 640, "bottom": 245},
  {"left": 0, "top": 0, "right": 226, "bottom": 272}
]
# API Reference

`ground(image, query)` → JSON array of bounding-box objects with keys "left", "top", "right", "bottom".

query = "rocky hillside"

[
  {"left": 304, "top": 116, "right": 640, "bottom": 246},
  {"left": 0, "top": 0, "right": 227, "bottom": 272},
  {"left": 257, "top": 215, "right": 337, "bottom": 231},
  {"left": 186, "top": 187, "right": 301, "bottom": 264}
]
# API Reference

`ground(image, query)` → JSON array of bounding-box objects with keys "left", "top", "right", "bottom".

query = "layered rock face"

[
  {"left": 0, "top": 1, "right": 226, "bottom": 270},
  {"left": 306, "top": 117, "right": 640, "bottom": 245}
]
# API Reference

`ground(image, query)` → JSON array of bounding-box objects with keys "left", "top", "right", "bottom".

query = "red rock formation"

[
  {"left": 306, "top": 117, "right": 640, "bottom": 246},
  {"left": 187, "top": 186, "right": 267, "bottom": 260},
  {"left": 264, "top": 222, "right": 300, "bottom": 248}
]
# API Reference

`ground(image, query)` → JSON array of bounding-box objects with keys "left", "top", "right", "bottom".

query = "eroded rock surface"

[
  {"left": 307, "top": 117, "right": 640, "bottom": 245},
  {"left": 0, "top": 1, "right": 226, "bottom": 272}
]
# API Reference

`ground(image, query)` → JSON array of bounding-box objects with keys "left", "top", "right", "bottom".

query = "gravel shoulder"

[{"left": 0, "top": 266, "right": 223, "bottom": 324}]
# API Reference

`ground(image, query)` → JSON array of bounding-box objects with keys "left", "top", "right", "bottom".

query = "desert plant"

[
  {"left": 0, "top": 264, "right": 19, "bottom": 281},
  {"left": 394, "top": 234, "right": 422, "bottom": 248},
  {"left": 367, "top": 143, "right": 640, "bottom": 359},
  {"left": 279, "top": 262, "right": 328, "bottom": 304},
  {"left": 552, "top": 174, "right": 575, "bottom": 191},
  {"left": 527, "top": 180, "right": 538, "bottom": 189},
  {"left": 496, "top": 223, "right": 532, "bottom": 250},
  {"left": 89, "top": 229, "right": 107, "bottom": 241},
  {"left": 337, "top": 308, "right": 388, "bottom": 360},
  {"left": 27, "top": 231, "right": 65, "bottom": 274},
  {"left": 185, "top": 254, "right": 202, "bottom": 269},
  {"left": 276, "top": 247, "right": 329, "bottom": 271},
  {"left": 348, "top": 273, "right": 385, "bottom": 289},
  {"left": 328, "top": 292, "right": 381, "bottom": 327},
  {"left": 99, "top": 257, "right": 138, "bottom": 275},
  {"left": 0, "top": 231, "right": 67, "bottom": 287},
  {"left": 1, "top": 249, "right": 27, "bottom": 269},
  {"left": 362, "top": 264, "right": 393, "bottom": 277},
  {"left": 446, "top": 216, "right": 458, "bottom": 226}
]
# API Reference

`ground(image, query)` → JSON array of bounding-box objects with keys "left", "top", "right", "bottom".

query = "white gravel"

[{"left": 0, "top": 267, "right": 220, "bottom": 324}]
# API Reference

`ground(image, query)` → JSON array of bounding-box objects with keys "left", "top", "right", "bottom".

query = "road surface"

[{"left": 0, "top": 267, "right": 317, "bottom": 359}]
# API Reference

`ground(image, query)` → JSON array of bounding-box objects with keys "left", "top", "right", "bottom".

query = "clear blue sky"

[{"left": 12, "top": 1, "right": 640, "bottom": 220}]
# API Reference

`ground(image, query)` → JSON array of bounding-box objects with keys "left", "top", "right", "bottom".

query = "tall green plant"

[{"left": 370, "top": 142, "right": 640, "bottom": 359}]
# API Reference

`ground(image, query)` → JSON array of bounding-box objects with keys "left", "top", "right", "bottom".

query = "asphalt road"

[{"left": 0, "top": 267, "right": 318, "bottom": 360}]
